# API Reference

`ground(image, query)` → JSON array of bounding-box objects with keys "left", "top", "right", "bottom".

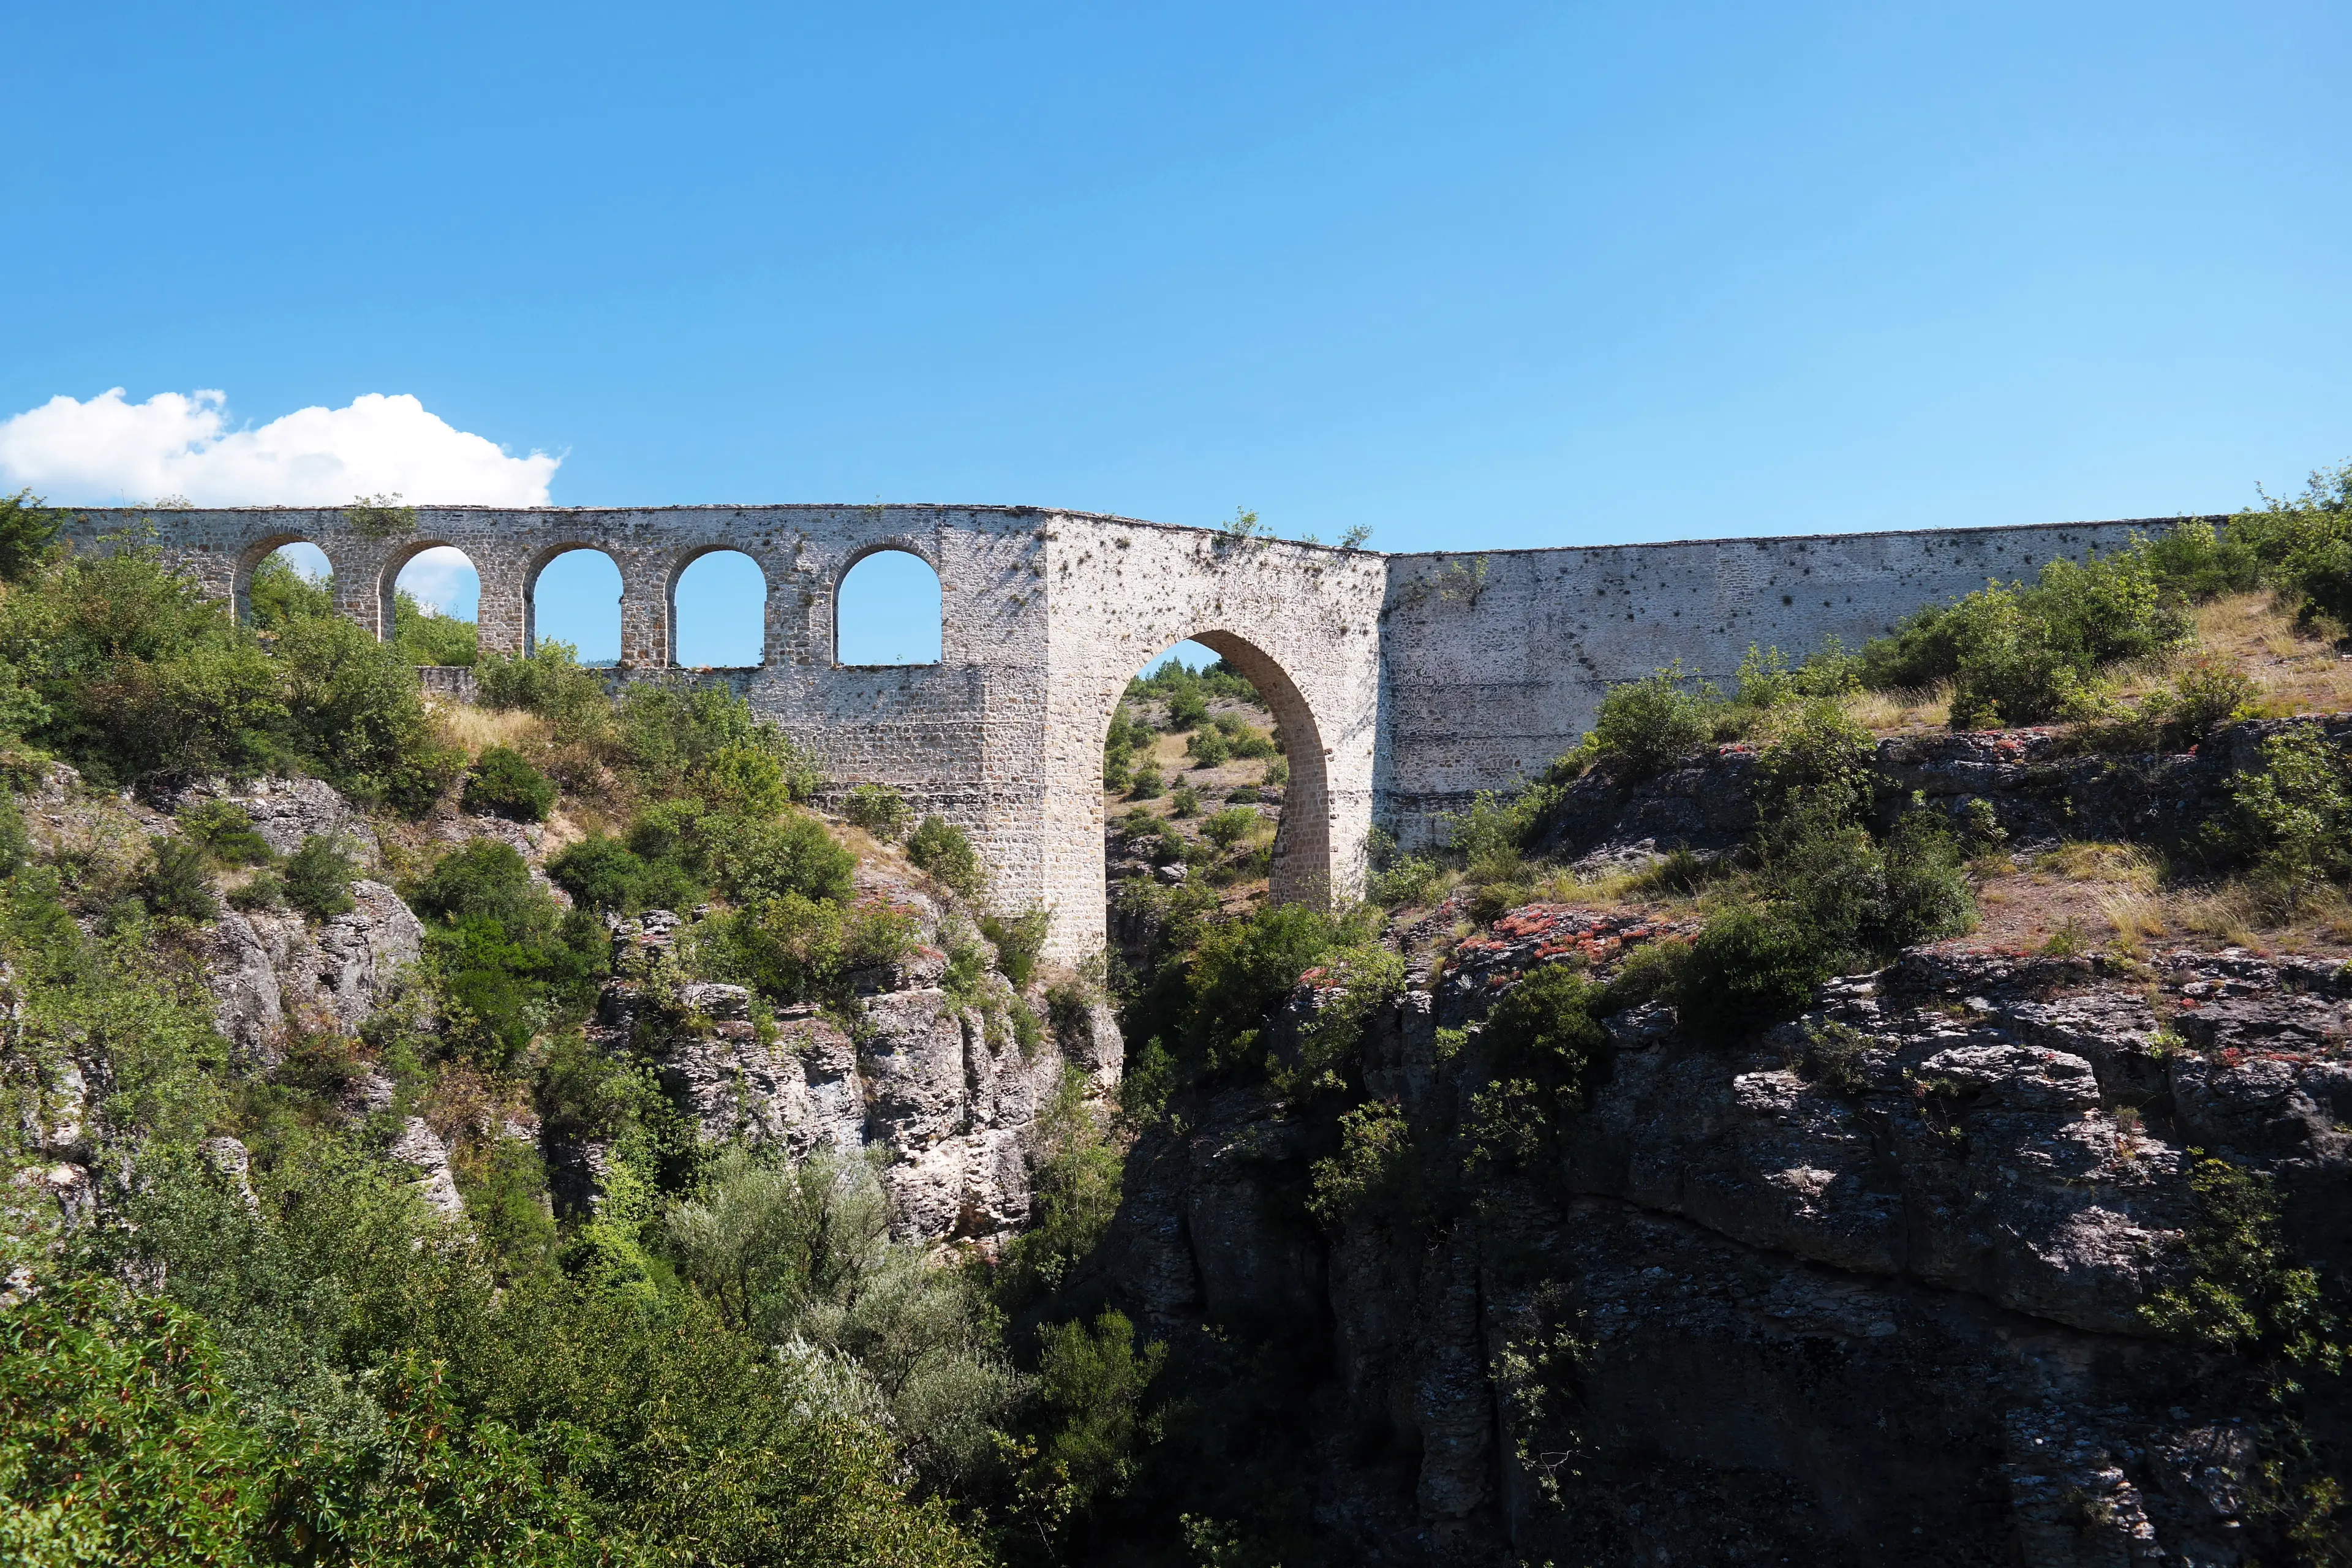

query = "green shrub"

[
  {"left": 1128, "top": 761, "right": 1164, "bottom": 800},
  {"left": 1368, "top": 851, "right": 1441, "bottom": 907},
  {"left": 281, "top": 835, "right": 359, "bottom": 921},
  {"left": 907, "top": 815, "right": 984, "bottom": 899},
  {"left": 228, "top": 870, "right": 286, "bottom": 912},
  {"left": 614, "top": 680, "right": 819, "bottom": 803},
  {"left": 419, "top": 845, "right": 605, "bottom": 1064},
  {"left": 1014, "top": 1308, "right": 1167, "bottom": 1539},
  {"left": 417, "top": 839, "right": 540, "bottom": 927},
  {"left": 475, "top": 639, "right": 607, "bottom": 729},
  {"left": 1308, "top": 1100, "right": 1427, "bottom": 1232},
  {"left": 2141, "top": 1155, "right": 2341, "bottom": 1366},
  {"left": 1676, "top": 903, "right": 1830, "bottom": 1042},
  {"left": 717, "top": 811, "right": 856, "bottom": 906},
  {"left": 1755, "top": 699, "right": 1879, "bottom": 824},
  {"left": 1201, "top": 806, "right": 1257, "bottom": 851},
  {"left": 548, "top": 835, "right": 650, "bottom": 913},
  {"left": 995, "top": 1069, "right": 1123, "bottom": 1306},
  {"left": 1164, "top": 690, "right": 1208, "bottom": 731},
  {"left": 1860, "top": 539, "right": 2193, "bottom": 726},
  {"left": 140, "top": 835, "right": 217, "bottom": 921},
  {"left": 0, "top": 489, "right": 61, "bottom": 582},
  {"left": 692, "top": 743, "right": 793, "bottom": 815},
  {"left": 273, "top": 611, "right": 466, "bottom": 811},
  {"left": 1169, "top": 783, "right": 1202, "bottom": 818},
  {"left": 1261, "top": 755, "right": 1287, "bottom": 786},
  {"left": 843, "top": 782, "right": 910, "bottom": 840},
  {"left": 462, "top": 744, "right": 556, "bottom": 820},
  {"left": 391, "top": 589, "right": 477, "bottom": 666},
  {"left": 178, "top": 799, "right": 275, "bottom": 865},
  {"left": 981, "top": 907, "right": 1051, "bottom": 989},
  {"left": 1464, "top": 965, "right": 1608, "bottom": 1174},
  {"left": 1589, "top": 662, "right": 1717, "bottom": 780},
  {"left": 693, "top": 893, "right": 914, "bottom": 1007},
  {"left": 2219, "top": 728, "right": 2352, "bottom": 897},
  {"left": 1186, "top": 728, "right": 1230, "bottom": 767}
]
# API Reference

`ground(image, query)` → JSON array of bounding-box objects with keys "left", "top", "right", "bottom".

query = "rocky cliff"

[{"left": 1079, "top": 727, "right": 2352, "bottom": 1567}]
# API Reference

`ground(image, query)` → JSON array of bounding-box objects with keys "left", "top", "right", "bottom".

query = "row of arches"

[{"left": 249, "top": 540, "right": 945, "bottom": 667}]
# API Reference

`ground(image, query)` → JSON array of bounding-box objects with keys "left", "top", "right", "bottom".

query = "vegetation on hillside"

[{"left": 0, "top": 518, "right": 1148, "bottom": 1567}]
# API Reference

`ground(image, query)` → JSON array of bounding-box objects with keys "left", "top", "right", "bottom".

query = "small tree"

[
  {"left": 141, "top": 836, "right": 217, "bottom": 921},
  {"left": 907, "top": 815, "right": 984, "bottom": 899},
  {"left": 1202, "top": 807, "right": 1257, "bottom": 851},
  {"left": 282, "top": 835, "right": 358, "bottom": 919},
  {"left": 462, "top": 745, "right": 557, "bottom": 821},
  {"left": 843, "top": 782, "right": 910, "bottom": 840}
]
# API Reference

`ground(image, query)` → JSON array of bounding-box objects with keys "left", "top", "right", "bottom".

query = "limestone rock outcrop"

[
  {"left": 1085, "top": 921, "right": 2350, "bottom": 1566},
  {"left": 206, "top": 880, "right": 424, "bottom": 1065},
  {"left": 579, "top": 911, "right": 1117, "bottom": 1246}
]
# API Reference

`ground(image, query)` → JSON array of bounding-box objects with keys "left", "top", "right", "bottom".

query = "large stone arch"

[
  {"left": 233, "top": 531, "right": 331, "bottom": 625},
  {"left": 374, "top": 537, "right": 484, "bottom": 643},
  {"left": 521, "top": 541, "right": 624, "bottom": 660},
  {"left": 662, "top": 543, "right": 774, "bottom": 669},
  {"left": 826, "top": 535, "right": 947, "bottom": 668},
  {"left": 1036, "top": 521, "right": 1389, "bottom": 960}
]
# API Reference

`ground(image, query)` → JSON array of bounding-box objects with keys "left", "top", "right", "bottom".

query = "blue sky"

[{"left": 5, "top": 2, "right": 2348, "bottom": 669}]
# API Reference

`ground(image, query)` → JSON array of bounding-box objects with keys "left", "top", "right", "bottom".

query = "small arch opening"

[
  {"left": 247, "top": 542, "right": 334, "bottom": 631},
  {"left": 673, "top": 549, "right": 767, "bottom": 668},
  {"left": 530, "top": 547, "right": 622, "bottom": 665},
  {"left": 835, "top": 549, "right": 941, "bottom": 666},
  {"left": 390, "top": 546, "right": 479, "bottom": 666},
  {"left": 1103, "top": 639, "right": 1294, "bottom": 904}
]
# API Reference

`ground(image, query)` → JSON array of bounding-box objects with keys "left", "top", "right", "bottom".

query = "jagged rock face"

[
  {"left": 1090, "top": 940, "right": 2350, "bottom": 1567},
  {"left": 164, "top": 775, "right": 385, "bottom": 865},
  {"left": 587, "top": 913, "right": 1117, "bottom": 1246},
  {"left": 388, "top": 1117, "right": 466, "bottom": 1217},
  {"left": 206, "top": 880, "right": 425, "bottom": 1065}
]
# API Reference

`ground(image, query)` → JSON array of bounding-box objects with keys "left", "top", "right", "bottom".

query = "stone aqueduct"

[{"left": 70, "top": 503, "right": 2166, "bottom": 958}]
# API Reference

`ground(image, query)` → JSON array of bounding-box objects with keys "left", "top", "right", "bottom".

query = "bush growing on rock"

[
  {"left": 1201, "top": 806, "right": 1257, "bottom": 851},
  {"left": 907, "top": 815, "right": 984, "bottom": 899},
  {"left": 281, "top": 834, "right": 358, "bottom": 920},
  {"left": 2217, "top": 727, "right": 2352, "bottom": 900},
  {"left": 548, "top": 834, "right": 650, "bottom": 913},
  {"left": 1127, "top": 761, "right": 1164, "bottom": 800},
  {"left": 981, "top": 907, "right": 1051, "bottom": 988},
  {"left": 177, "top": 799, "right": 275, "bottom": 866},
  {"left": 1585, "top": 662, "right": 1718, "bottom": 780},
  {"left": 140, "top": 835, "right": 217, "bottom": 922},
  {"left": 462, "top": 744, "right": 556, "bottom": 820},
  {"left": 475, "top": 639, "right": 608, "bottom": 730},
  {"left": 1186, "top": 727, "right": 1230, "bottom": 768},
  {"left": 843, "top": 781, "right": 910, "bottom": 839},
  {"left": 1858, "top": 538, "right": 2193, "bottom": 726},
  {"left": 717, "top": 811, "right": 856, "bottom": 906},
  {"left": 1466, "top": 965, "right": 1608, "bottom": 1174},
  {"left": 415, "top": 840, "right": 604, "bottom": 1063}
]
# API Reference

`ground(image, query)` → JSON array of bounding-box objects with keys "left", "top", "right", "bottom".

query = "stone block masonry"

[{"left": 66, "top": 504, "right": 2196, "bottom": 956}]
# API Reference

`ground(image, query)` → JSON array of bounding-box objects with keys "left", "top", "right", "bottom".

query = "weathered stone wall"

[
  {"left": 1375, "top": 519, "right": 2190, "bottom": 845},
  {"left": 68, "top": 505, "right": 2197, "bottom": 944}
]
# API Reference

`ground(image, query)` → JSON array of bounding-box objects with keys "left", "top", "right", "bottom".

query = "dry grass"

[
  {"left": 2034, "top": 842, "right": 2160, "bottom": 890},
  {"left": 2168, "top": 883, "right": 2260, "bottom": 948},
  {"left": 1845, "top": 681, "right": 1952, "bottom": 734},
  {"left": 2098, "top": 888, "right": 2166, "bottom": 944},
  {"left": 431, "top": 699, "right": 550, "bottom": 758},
  {"left": 2100, "top": 592, "right": 2352, "bottom": 717}
]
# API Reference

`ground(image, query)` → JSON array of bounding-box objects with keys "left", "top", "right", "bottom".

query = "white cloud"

[
  {"left": 0, "top": 388, "right": 560, "bottom": 507},
  {"left": 395, "top": 546, "right": 481, "bottom": 616}
]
